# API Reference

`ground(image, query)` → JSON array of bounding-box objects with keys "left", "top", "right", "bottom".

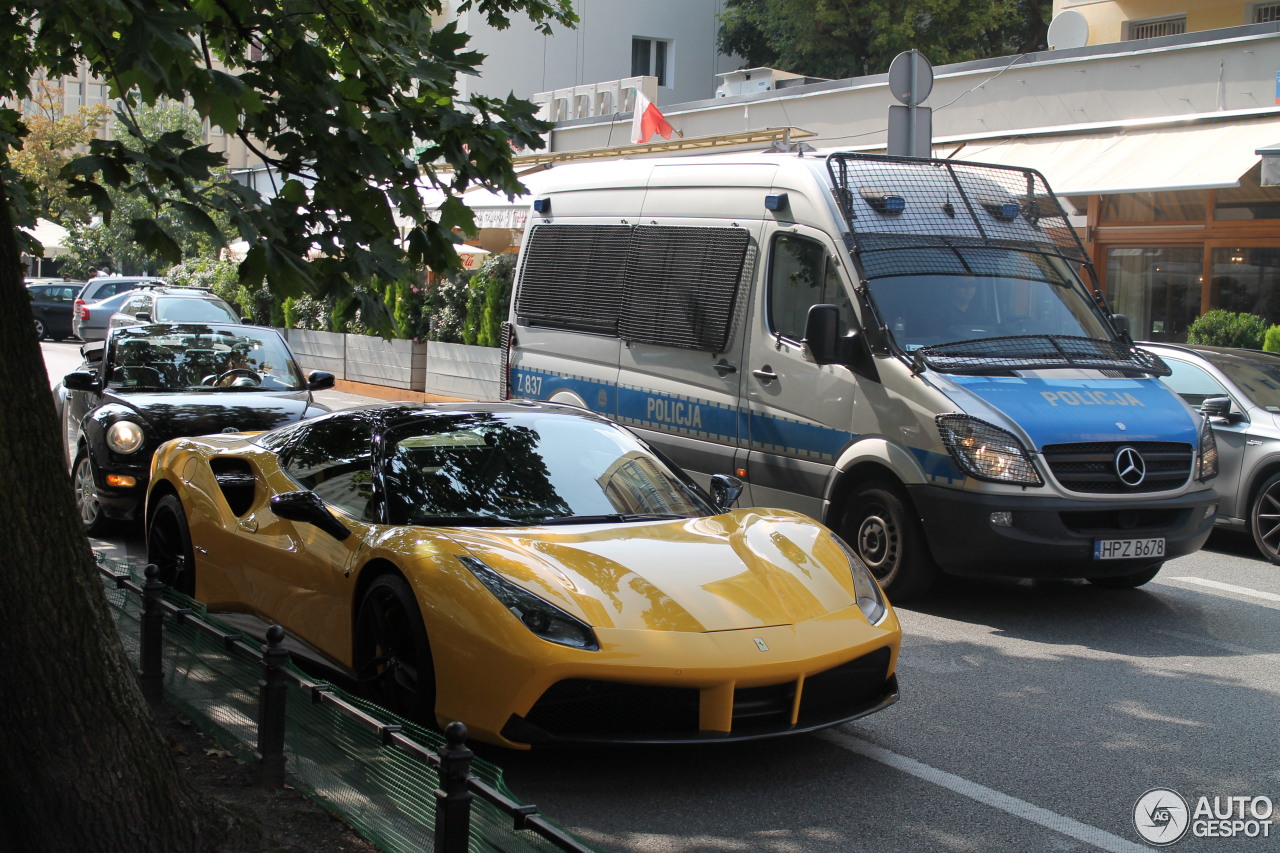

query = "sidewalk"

[{"left": 313, "top": 378, "right": 471, "bottom": 411}]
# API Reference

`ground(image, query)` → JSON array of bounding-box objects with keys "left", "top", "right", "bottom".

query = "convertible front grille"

[
  {"left": 1042, "top": 441, "right": 1192, "bottom": 494},
  {"left": 505, "top": 646, "right": 895, "bottom": 745}
]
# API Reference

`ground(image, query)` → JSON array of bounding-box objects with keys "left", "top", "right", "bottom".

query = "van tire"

[{"left": 841, "top": 482, "right": 937, "bottom": 601}]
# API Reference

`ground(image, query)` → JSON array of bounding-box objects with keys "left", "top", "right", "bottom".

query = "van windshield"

[{"left": 866, "top": 252, "right": 1114, "bottom": 351}]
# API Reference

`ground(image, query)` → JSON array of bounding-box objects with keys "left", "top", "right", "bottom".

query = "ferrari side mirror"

[{"left": 270, "top": 490, "right": 351, "bottom": 540}]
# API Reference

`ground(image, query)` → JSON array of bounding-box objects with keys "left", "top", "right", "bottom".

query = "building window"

[
  {"left": 1126, "top": 16, "right": 1186, "bottom": 40},
  {"left": 1210, "top": 247, "right": 1280, "bottom": 322},
  {"left": 1254, "top": 3, "right": 1280, "bottom": 23},
  {"left": 1106, "top": 247, "right": 1204, "bottom": 342},
  {"left": 631, "top": 37, "right": 669, "bottom": 87}
]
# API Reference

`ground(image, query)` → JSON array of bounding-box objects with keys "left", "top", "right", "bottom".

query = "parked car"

[
  {"left": 57, "top": 322, "right": 335, "bottom": 535},
  {"left": 26, "top": 279, "right": 85, "bottom": 340},
  {"left": 73, "top": 276, "right": 167, "bottom": 341},
  {"left": 108, "top": 286, "right": 243, "bottom": 332},
  {"left": 144, "top": 402, "right": 901, "bottom": 748},
  {"left": 1143, "top": 341, "right": 1280, "bottom": 563}
]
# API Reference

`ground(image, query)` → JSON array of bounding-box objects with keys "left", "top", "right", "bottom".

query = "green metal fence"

[{"left": 99, "top": 557, "right": 600, "bottom": 853}]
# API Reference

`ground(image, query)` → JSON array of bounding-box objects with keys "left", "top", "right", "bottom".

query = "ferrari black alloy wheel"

[
  {"left": 146, "top": 493, "right": 196, "bottom": 596},
  {"left": 355, "top": 574, "right": 436, "bottom": 722}
]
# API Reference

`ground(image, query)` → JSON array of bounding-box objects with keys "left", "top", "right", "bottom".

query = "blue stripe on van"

[{"left": 513, "top": 366, "right": 965, "bottom": 484}]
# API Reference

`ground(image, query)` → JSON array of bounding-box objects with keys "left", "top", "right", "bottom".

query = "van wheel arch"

[{"left": 829, "top": 468, "right": 938, "bottom": 601}]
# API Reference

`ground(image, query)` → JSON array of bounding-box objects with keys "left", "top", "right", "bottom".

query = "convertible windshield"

[
  {"left": 867, "top": 252, "right": 1114, "bottom": 351},
  {"left": 383, "top": 413, "right": 714, "bottom": 526},
  {"left": 105, "top": 324, "right": 305, "bottom": 392}
]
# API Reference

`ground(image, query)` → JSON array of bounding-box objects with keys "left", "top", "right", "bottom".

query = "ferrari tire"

[
  {"left": 1087, "top": 563, "right": 1163, "bottom": 589},
  {"left": 840, "top": 481, "right": 937, "bottom": 601},
  {"left": 73, "top": 451, "right": 114, "bottom": 537},
  {"left": 147, "top": 493, "right": 196, "bottom": 596},
  {"left": 355, "top": 575, "right": 436, "bottom": 724},
  {"left": 1250, "top": 471, "right": 1280, "bottom": 564}
]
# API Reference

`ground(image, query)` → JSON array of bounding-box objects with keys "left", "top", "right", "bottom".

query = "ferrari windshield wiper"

[{"left": 535, "top": 513, "right": 688, "bottom": 526}]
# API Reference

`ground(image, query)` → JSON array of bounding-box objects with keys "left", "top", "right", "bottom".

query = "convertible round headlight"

[{"left": 106, "top": 420, "right": 146, "bottom": 454}]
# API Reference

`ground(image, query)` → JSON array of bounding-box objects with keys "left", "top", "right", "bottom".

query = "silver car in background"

[
  {"left": 73, "top": 276, "right": 167, "bottom": 341},
  {"left": 1143, "top": 341, "right": 1280, "bottom": 563}
]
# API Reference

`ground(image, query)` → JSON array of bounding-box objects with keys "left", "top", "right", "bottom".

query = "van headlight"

[
  {"left": 106, "top": 420, "right": 146, "bottom": 454},
  {"left": 936, "top": 414, "right": 1043, "bottom": 485},
  {"left": 833, "top": 535, "right": 888, "bottom": 624},
  {"left": 458, "top": 556, "right": 599, "bottom": 650},
  {"left": 1197, "top": 416, "right": 1218, "bottom": 481}
]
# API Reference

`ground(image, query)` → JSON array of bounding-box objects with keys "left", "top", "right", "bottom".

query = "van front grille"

[{"left": 1042, "top": 441, "right": 1192, "bottom": 494}]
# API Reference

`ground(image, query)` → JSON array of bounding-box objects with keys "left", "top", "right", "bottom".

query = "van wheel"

[
  {"left": 1087, "top": 563, "right": 1162, "bottom": 589},
  {"left": 841, "top": 482, "right": 937, "bottom": 601}
]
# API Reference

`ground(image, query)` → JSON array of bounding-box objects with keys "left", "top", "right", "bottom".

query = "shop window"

[
  {"left": 1106, "top": 247, "right": 1203, "bottom": 342},
  {"left": 1126, "top": 16, "right": 1186, "bottom": 40},
  {"left": 1210, "top": 247, "right": 1280, "bottom": 322},
  {"left": 1215, "top": 165, "right": 1280, "bottom": 220},
  {"left": 1099, "top": 191, "right": 1205, "bottom": 223}
]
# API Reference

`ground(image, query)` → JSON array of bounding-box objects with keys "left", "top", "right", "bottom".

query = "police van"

[{"left": 502, "top": 151, "right": 1219, "bottom": 598}]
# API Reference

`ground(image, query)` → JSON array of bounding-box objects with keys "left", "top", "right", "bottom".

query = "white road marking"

[
  {"left": 1164, "top": 576, "right": 1280, "bottom": 604},
  {"left": 818, "top": 730, "right": 1149, "bottom": 853}
]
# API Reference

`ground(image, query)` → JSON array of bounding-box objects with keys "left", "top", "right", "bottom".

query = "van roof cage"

[{"left": 825, "top": 153, "right": 1089, "bottom": 280}]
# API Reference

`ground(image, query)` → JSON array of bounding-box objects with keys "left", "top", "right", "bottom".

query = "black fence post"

[
  {"left": 256, "top": 624, "right": 289, "bottom": 789},
  {"left": 434, "top": 721, "right": 475, "bottom": 853},
  {"left": 138, "top": 563, "right": 165, "bottom": 702}
]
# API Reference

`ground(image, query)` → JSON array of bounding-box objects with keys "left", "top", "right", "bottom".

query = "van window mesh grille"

[
  {"left": 515, "top": 224, "right": 750, "bottom": 351},
  {"left": 515, "top": 225, "right": 631, "bottom": 334},
  {"left": 621, "top": 226, "right": 749, "bottom": 351},
  {"left": 826, "top": 153, "right": 1087, "bottom": 280}
]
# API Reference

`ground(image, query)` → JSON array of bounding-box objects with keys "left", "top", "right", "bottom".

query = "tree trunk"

[{"left": 0, "top": 186, "right": 252, "bottom": 850}]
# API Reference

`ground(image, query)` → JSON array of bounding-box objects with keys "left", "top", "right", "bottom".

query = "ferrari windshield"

[
  {"left": 383, "top": 412, "right": 714, "bottom": 526},
  {"left": 866, "top": 251, "right": 1114, "bottom": 351},
  {"left": 105, "top": 324, "right": 306, "bottom": 392}
]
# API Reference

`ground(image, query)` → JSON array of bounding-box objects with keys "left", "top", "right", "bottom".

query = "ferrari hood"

[
  {"left": 106, "top": 390, "right": 314, "bottom": 442},
  {"left": 446, "top": 510, "right": 859, "bottom": 632}
]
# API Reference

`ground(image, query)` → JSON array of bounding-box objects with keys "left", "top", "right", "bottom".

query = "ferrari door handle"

[{"left": 752, "top": 367, "right": 778, "bottom": 382}]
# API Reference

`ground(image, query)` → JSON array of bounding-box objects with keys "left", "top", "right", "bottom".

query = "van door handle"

[
  {"left": 752, "top": 366, "right": 778, "bottom": 383},
  {"left": 713, "top": 360, "right": 737, "bottom": 376}
]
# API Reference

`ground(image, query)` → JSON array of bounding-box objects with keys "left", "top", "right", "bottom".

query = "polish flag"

[{"left": 631, "top": 92, "right": 674, "bottom": 144}]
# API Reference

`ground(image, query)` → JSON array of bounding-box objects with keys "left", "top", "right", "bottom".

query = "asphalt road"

[{"left": 41, "top": 339, "right": 1280, "bottom": 853}]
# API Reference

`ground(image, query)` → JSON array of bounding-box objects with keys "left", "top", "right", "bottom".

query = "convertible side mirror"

[
  {"left": 62, "top": 370, "right": 102, "bottom": 393},
  {"left": 270, "top": 491, "right": 351, "bottom": 540},
  {"left": 709, "top": 473, "right": 744, "bottom": 512},
  {"left": 307, "top": 370, "right": 336, "bottom": 391}
]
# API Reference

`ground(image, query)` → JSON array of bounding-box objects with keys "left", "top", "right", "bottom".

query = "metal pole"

[
  {"left": 256, "top": 624, "right": 289, "bottom": 788},
  {"left": 138, "top": 563, "right": 165, "bottom": 702},
  {"left": 434, "top": 721, "right": 475, "bottom": 853}
]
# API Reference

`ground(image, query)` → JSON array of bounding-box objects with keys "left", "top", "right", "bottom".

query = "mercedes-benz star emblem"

[{"left": 1114, "top": 446, "right": 1146, "bottom": 487}]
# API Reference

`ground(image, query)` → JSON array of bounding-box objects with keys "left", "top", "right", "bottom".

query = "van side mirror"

[
  {"left": 1201, "top": 396, "right": 1243, "bottom": 424},
  {"left": 270, "top": 491, "right": 351, "bottom": 540},
  {"left": 803, "top": 304, "right": 843, "bottom": 365},
  {"left": 1110, "top": 313, "right": 1131, "bottom": 337},
  {"left": 709, "top": 474, "right": 744, "bottom": 512}
]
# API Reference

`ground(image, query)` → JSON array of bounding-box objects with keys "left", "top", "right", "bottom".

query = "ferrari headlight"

[
  {"left": 936, "top": 414, "right": 1042, "bottom": 485},
  {"left": 833, "top": 536, "right": 888, "bottom": 625},
  {"left": 106, "top": 420, "right": 146, "bottom": 454},
  {"left": 1197, "top": 416, "right": 1218, "bottom": 481},
  {"left": 458, "top": 556, "right": 599, "bottom": 651}
]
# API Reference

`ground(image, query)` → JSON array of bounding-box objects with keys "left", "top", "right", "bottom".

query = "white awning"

[{"left": 945, "top": 116, "right": 1280, "bottom": 196}]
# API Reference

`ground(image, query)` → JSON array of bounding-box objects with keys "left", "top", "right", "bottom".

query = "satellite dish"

[{"left": 1047, "top": 10, "right": 1089, "bottom": 50}]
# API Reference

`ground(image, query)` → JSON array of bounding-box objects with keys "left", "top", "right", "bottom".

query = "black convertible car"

[{"left": 57, "top": 322, "right": 335, "bottom": 534}]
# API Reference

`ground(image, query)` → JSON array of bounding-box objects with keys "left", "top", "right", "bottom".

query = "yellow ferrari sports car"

[{"left": 145, "top": 402, "right": 901, "bottom": 748}]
